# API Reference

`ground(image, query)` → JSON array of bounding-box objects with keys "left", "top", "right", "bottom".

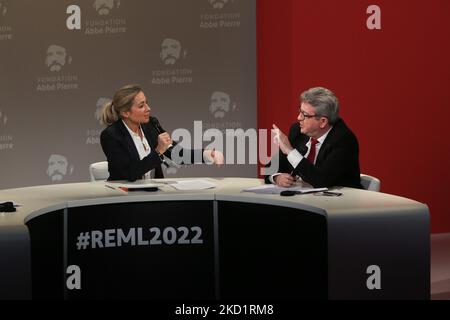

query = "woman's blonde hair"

[{"left": 101, "top": 84, "right": 143, "bottom": 126}]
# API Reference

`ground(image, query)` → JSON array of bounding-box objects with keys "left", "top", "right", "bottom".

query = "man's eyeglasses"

[{"left": 298, "top": 110, "right": 321, "bottom": 119}]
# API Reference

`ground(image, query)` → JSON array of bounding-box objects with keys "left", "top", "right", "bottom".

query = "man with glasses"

[{"left": 266, "top": 87, "right": 362, "bottom": 189}]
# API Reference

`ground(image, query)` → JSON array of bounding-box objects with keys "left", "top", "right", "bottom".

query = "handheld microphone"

[
  {"left": 150, "top": 116, "right": 164, "bottom": 134},
  {"left": 150, "top": 117, "right": 174, "bottom": 152},
  {"left": 150, "top": 117, "right": 174, "bottom": 168}
]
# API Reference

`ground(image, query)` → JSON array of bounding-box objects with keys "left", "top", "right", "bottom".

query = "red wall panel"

[
  {"left": 258, "top": 0, "right": 450, "bottom": 233},
  {"left": 257, "top": 0, "right": 294, "bottom": 132}
]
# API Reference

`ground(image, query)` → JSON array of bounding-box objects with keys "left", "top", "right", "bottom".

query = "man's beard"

[
  {"left": 97, "top": 6, "right": 112, "bottom": 15},
  {"left": 50, "top": 172, "right": 65, "bottom": 181},
  {"left": 164, "top": 55, "right": 177, "bottom": 65},
  {"left": 48, "top": 62, "right": 63, "bottom": 72},
  {"left": 212, "top": 1, "right": 227, "bottom": 9},
  {"left": 213, "top": 109, "right": 227, "bottom": 118}
]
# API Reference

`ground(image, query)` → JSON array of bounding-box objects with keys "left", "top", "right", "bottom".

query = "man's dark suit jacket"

[
  {"left": 265, "top": 118, "right": 363, "bottom": 189},
  {"left": 100, "top": 118, "right": 201, "bottom": 181}
]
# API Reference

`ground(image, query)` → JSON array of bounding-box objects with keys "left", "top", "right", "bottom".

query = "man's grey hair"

[{"left": 300, "top": 87, "right": 340, "bottom": 125}]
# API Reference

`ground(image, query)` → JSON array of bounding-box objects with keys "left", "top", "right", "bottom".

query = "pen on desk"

[
  {"left": 105, "top": 185, "right": 128, "bottom": 193},
  {"left": 290, "top": 170, "right": 299, "bottom": 183}
]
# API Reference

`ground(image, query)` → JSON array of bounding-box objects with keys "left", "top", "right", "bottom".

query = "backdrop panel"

[{"left": 0, "top": 0, "right": 256, "bottom": 188}]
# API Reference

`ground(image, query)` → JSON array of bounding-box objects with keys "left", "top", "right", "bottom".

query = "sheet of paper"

[
  {"left": 105, "top": 181, "right": 160, "bottom": 189},
  {"left": 243, "top": 184, "right": 327, "bottom": 194},
  {"left": 170, "top": 179, "right": 216, "bottom": 191}
]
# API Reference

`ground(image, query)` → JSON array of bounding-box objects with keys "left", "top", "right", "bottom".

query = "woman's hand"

[
  {"left": 203, "top": 149, "right": 224, "bottom": 166},
  {"left": 155, "top": 132, "right": 172, "bottom": 154}
]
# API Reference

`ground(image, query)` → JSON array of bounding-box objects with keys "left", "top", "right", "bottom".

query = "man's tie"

[{"left": 306, "top": 138, "right": 318, "bottom": 164}]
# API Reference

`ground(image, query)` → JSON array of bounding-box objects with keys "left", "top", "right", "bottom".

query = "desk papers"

[
  {"left": 105, "top": 181, "right": 159, "bottom": 192},
  {"left": 105, "top": 179, "right": 216, "bottom": 192},
  {"left": 169, "top": 179, "right": 216, "bottom": 191}
]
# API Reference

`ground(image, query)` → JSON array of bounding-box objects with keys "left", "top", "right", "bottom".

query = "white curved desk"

[{"left": 0, "top": 178, "right": 429, "bottom": 300}]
